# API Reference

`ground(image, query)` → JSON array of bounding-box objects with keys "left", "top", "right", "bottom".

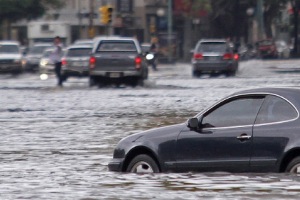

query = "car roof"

[
  {"left": 67, "top": 44, "right": 93, "bottom": 49},
  {"left": 198, "top": 39, "right": 228, "bottom": 43},
  {"left": 31, "top": 43, "right": 52, "bottom": 47},
  {"left": 0, "top": 40, "right": 20, "bottom": 45},
  {"left": 94, "top": 36, "right": 138, "bottom": 42},
  {"left": 232, "top": 87, "right": 300, "bottom": 107}
]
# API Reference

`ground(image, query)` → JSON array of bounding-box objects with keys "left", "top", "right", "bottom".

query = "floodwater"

[{"left": 1, "top": 59, "right": 300, "bottom": 199}]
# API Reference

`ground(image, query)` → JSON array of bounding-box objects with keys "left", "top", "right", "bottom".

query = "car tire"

[
  {"left": 126, "top": 154, "right": 160, "bottom": 173},
  {"left": 89, "top": 76, "right": 97, "bottom": 87},
  {"left": 285, "top": 156, "right": 300, "bottom": 173},
  {"left": 192, "top": 70, "right": 201, "bottom": 77},
  {"left": 226, "top": 70, "right": 236, "bottom": 77}
]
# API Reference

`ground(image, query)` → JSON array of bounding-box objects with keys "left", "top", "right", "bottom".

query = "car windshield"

[
  {"left": 197, "top": 42, "right": 227, "bottom": 52},
  {"left": 28, "top": 46, "right": 51, "bottom": 54},
  {"left": 67, "top": 48, "right": 91, "bottom": 57},
  {"left": 0, "top": 44, "right": 19, "bottom": 54},
  {"left": 97, "top": 41, "right": 137, "bottom": 52}
]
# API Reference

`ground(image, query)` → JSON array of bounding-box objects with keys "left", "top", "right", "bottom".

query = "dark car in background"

[
  {"left": 191, "top": 39, "right": 239, "bottom": 77},
  {"left": 61, "top": 44, "right": 92, "bottom": 81},
  {"left": 257, "top": 39, "right": 278, "bottom": 59},
  {"left": 22, "top": 43, "right": 52, "bottom": 72},
  {"left": 109, "top": 87, "right": 300, "bottom": 174},
  {"left": 0, "top": 40, "right": 23, "bottom": 74},
  {"left": 89, "top": 36, "right": 148, "bottom": 87}
]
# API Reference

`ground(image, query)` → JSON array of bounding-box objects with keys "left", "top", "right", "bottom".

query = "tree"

[
  {"left": 290, "top": 0, "right": 300, "bottom": 56},
  {"left": 0, "top": 0, "right": 64, "bottom": 39},
  {"left": 173, "top": 0, "right": 211, "bottom": 60}
]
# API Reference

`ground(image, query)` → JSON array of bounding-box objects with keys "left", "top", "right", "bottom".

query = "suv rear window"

[
  {"left": 197, "top": 42, "right": 227, "bottom": 52},
  {"left": 96, "top": 41, "right": 137, "bottom": 52},
  {"left": 67, "top": 48, "right": 91, "bottom": 57}
]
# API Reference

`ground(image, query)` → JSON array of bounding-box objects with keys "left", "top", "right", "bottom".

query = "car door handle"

[{"left": 237, "top": 134, "right": 252, "bottom": 141}]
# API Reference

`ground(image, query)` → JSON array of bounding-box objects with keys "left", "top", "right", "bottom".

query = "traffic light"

[{"left": 99, "top": 5, "right": 113, "bottom": 25}]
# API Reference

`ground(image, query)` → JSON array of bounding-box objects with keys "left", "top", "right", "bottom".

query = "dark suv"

[
  {"left": 89, "top": 37, "right": 148, "bottom": 87},
  {"left": 191, "top": 39, "right": 239, "bottom": 77}
]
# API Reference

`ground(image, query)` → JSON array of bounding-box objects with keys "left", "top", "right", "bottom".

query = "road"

[{"left": 1, "top": 59, "right": 300, "bottom": 199}]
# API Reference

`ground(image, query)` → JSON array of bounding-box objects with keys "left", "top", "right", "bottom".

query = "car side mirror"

[{"left": 187, "top": 117, "right": 200, "bottom": 130}]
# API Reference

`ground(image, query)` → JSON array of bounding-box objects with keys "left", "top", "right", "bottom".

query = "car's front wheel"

[
  {"left": 126, "top": 154, "right": 160, "bottom": 173},
  {"left": 285, "top": 156, "right": 300, "bottom": 173}
]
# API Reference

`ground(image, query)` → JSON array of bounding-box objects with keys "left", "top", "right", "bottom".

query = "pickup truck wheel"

[{"left": 89, "top": 77, "right": 96, "bottom": 87}]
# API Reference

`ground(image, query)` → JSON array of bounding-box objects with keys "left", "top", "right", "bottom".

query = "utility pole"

[
  {"left": 167, "top": 0, "right": 173, "bottom": 63},
  {"left": 256, "top": 0, "right": 265, "bottom": 40},
  {"left": 88, "top": 0, "right": 95, "bottom": 38}
]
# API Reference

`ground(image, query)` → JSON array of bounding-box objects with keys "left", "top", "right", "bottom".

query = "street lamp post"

[
  {"left": 167, "top": 0, "right": 173, "bottom": 63},
  {"left": 246, "top": 7, "right": 254, "bottom": 45}
]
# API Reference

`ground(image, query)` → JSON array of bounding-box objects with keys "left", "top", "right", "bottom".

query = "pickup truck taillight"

[
  {"left": 135, "top": 56, "right": 142, "bottom": 69},
  {"left": 89, "top": 56, "right": 96, "bottom": 69}
]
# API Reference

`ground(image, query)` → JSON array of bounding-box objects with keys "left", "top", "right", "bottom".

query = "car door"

[
  {"left": 176, "top": 95, "right": 265, "bottom": 173},
  {"left": 251, "top": 95, "right": 298, "bottom": 172}
]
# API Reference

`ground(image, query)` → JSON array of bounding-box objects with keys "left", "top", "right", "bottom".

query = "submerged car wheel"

[
  {"left": 126, "top": 154, "right": 159, "bottom": 173},
  {"left": 286, "top": 157, "right": 300, "bottom": 173}
]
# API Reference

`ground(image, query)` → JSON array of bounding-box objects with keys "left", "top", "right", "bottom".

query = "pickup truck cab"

[{"left": 89, "top": 36, "right": 148, "bottom": 87}]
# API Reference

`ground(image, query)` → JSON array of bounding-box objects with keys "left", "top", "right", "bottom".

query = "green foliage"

[{"left": 0, "top": 0, "right": 64, "bottom": 22}]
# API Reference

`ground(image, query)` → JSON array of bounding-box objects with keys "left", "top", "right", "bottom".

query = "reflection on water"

[{"left": 2, "top": 72, "right": 300, "bottom": 199}]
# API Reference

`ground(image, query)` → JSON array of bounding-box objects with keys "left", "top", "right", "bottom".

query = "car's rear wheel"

[
  {"left": 285, "top": 156, "right": 300, "bottom": 173},
  {"left": 192, "top": 70, "right": 201, "bottom": 77},
  {"left": 89, "top": 76, "right": 97, "bottom": 87},
  {"left": 126, "top": 154, "right": 160, "bottom": 173}
]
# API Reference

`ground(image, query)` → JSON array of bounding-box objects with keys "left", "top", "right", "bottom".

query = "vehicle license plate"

[
  {"left": 109, "top": 72, "right": 121, "bottom": 78},
  {"left": 209, "top": 56, "right": 217, "bottom": 61},
  {"left": 73, "top": 62, "right": 82, "bottom": 67}
]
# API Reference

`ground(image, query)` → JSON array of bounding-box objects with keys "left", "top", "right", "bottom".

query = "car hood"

[
  {"left": 116, "top": 123, "right": 186, "bottom": 150},
  {"left": 0, "top": 54, "right": 22, "bottom": 59}
]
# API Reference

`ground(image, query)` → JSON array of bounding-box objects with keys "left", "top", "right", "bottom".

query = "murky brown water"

[{"left": 2, "top": 61, "right": 300, "bottom": 199}]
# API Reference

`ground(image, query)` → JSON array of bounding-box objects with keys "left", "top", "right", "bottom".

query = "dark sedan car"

[{"left": 109, "top": 87, "right": 300, "bottom": 174}]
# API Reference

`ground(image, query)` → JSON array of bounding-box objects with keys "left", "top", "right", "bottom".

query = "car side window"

[
  {"left": 255, "top": 95, "right": 298, "bottom": 124},
  {"left": 202, "top": 97, "right": 264, "bottom": 128}
]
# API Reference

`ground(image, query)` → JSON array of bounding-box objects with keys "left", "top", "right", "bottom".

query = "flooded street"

[{"left": 2, "top": 59, "right": 300, "bottom": 199}]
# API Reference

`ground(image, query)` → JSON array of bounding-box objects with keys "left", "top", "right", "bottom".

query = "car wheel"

[
  {"left": 126, "top": 154, "right": 160, "bottom": 173},
  {"left": 285, "top": 156, "right": 300, "bottom": 173},
  {"left": 226, "top": 70, "right": 236, "bottom": 77},
  {"left": 89, "top": 77, "right": 96, "bottom": 87},
  {"left": 192, "top": 70, "right": 201, "bottom": 77}
]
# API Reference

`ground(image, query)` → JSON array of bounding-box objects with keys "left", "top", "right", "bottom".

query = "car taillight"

[
  {"left": 223, "top": 53, "right": 233, "bottom": 60},
  {"left": 233, "top": 54, "right": 239, "bottom": 60},
  {"left": 135, "top": 56, "right": 142, "bottom": 69},
  {"left": 61, "top": 58, "right": 67, "bottom": 66},
  {"left": 89, "top": 56, "right": 96, "bottom": 69},
  {"left": 193, "top": 53, "right": 203, "bottom": 60}
]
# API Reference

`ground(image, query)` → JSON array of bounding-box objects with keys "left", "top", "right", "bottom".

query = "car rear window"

[
  {"left": 67, "top": 48, "right": 92, "bottom": 57},
  {"left": 96, "top": 41, "right": 137, "bottom": 52},
  {"left": 197, "top": 42, "right": 227, "bottom": 52},
  {"left": 0, "top": 44, "right": 19, "bottom": 54}
]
